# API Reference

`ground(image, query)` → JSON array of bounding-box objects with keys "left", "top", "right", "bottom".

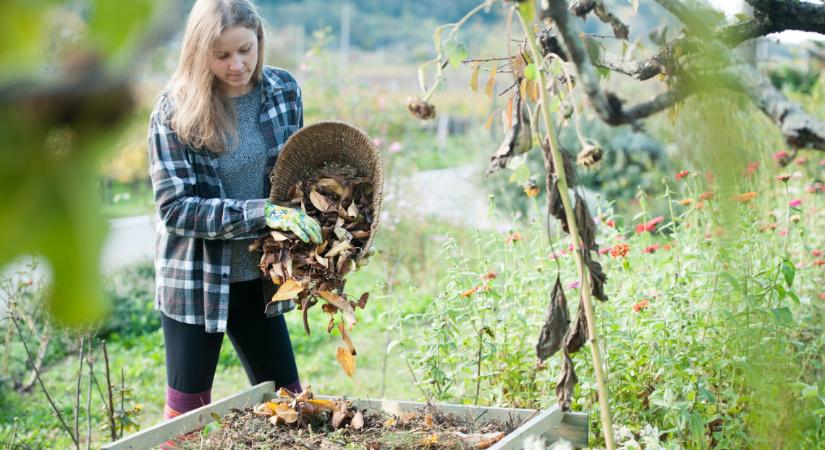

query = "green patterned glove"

[{"left": 264, "top": 202, "right": 323, "bottom": 244}]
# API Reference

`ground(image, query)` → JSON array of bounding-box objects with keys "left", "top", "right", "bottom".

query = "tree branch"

[
  {"left": 572, "top": 0, "right": 629, "bottom": 40},
  {"left": 720, "top": 0, "right": 825, "bottom": 46}
]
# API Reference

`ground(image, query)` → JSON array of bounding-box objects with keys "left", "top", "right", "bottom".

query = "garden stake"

[{"left": 516, "top": 6, "right": 616, "bottom": 449}]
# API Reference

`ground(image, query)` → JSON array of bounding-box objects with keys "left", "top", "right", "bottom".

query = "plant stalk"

[{"left": 516, "top": 8, "right": 616, "bottom": 449}]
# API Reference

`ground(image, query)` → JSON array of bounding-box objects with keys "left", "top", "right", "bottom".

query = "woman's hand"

[{"left": 264, "top": 202, "right": 322, "bottom": 244}]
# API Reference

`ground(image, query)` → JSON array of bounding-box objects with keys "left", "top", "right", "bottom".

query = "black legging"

[{"left": 161, "top": 279, "right": 299, "bottom": 393}]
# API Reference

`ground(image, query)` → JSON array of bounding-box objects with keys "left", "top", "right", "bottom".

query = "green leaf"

[
  {"left": 548, "top": 96, "right": 561, "bottom": 113},
  {"left": 781, "top": 258, "right": 795, "bottom": 288},
  {"left": 771, "top": 307, "right": 794, "bottom": 327},
  {"left": 523, "top": 63, "right": 537, "bottom": 81},
  {"left": 443, "top": 37, "right": 468, "bottom": 68},
  {"left": 88, "top": 0, "right": 156, "bottom": 58},
  {"left": 719, "top": 272, "right": 741, "bottom": 293}
]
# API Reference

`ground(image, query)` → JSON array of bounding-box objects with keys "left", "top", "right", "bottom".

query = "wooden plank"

[
  {"left": 101, "top": 381, "right": 274, "bottom": 450},
  {"left": 489, "top": 405, "right": 564, "bottom": 450},
  {"left": 552, "top": 412, "right": 589, "bottom": 448}
]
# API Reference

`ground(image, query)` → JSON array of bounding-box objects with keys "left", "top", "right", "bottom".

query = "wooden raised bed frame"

[{"left": 102, "top": 382, "right": 588, "bottom": 449}]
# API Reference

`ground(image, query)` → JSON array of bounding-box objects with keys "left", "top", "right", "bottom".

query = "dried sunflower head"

[
  {"left": 406, "top": 96, "right": 436, "bottom": 120},
  {"left": 576, "top": 142, "right": 603, "bottom": 168}
]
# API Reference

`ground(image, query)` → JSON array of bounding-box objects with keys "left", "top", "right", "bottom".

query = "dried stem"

[
  {"left": 516, "top": 6, "right": 616, "bottom": 449},
  {"left": 101, "top": 340, "right": 117, "bottom": 442},
  {"left": 11, "top": 315, "right": 79, "bottom": 447},
  {"left": 74, "top": 337, "right": 85, "bottom": 450}
]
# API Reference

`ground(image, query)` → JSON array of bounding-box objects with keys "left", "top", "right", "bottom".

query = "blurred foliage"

[
  {"left": 768, "top": 65, "right": 821, "bottom": 96},
  {"left": 0, "top": 0, "right": 177, "bottom": 326}
]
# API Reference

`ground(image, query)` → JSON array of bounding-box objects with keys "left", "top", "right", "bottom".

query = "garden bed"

[{"left": 101, "top": 382, "right": 587, "bottom": 449}]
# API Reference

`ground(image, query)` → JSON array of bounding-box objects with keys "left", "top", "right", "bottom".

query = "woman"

[{"left": 147, "top": 0, "right": 321, "bottom": 422}]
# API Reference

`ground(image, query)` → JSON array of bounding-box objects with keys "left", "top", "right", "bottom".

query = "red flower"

[
  {"left": 635, "top": 216, "right": 664, "bottom": 234},
  {"left": 789, "top": 198, "right": 802, "bottom": 207},
  {"left": 598, "top": 247, "right": 611, "bottom": 255},
  {"left": 820, "top": 293, "right": 825, "bottom": 300},
  {"left": 610, "top": 243, "right": 630, "bottom": 258},
  {"left": 745, "top": 161, "right": 759, "bottom": 176},
  {"left": 480, "top": 271, "right": 497, "bottom": 281},
  {"left": 775, "top": 174, "right": 791, "bottom": 182},
  {"left": 643, "top": 244, "right": 660, "bottom": 254},
  {"left": 795, "top": 157, "right": 808, "bottom": 165},
  {"left": 663, "top": 243, "right": 672, "bottom": 251},
  {"left": 505, "top": 232, "right": 523, "bottom": 244},
  {"left": 813, "top": 259, "right": 825, "bottom": 267},
  {"left": 699, "top": 191, "right": 714, "bottom": 201},
  {"left": 773, "top": 150, "right": 790, "bottom": 164},
  {"left": 675, "top": 170, "right": 690, "bottom": 181},
  {"left": 605, "top": 219, "right": 616, "bottom": 228},
  {"left": 812, "top": 249, "right": 823, "bottom": 257},
  {"left": 632, "top": 299, "right": 650, "bottom": 312}
]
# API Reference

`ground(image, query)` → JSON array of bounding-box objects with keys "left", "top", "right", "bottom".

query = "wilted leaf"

[
  {"left": 485, "top": 62, "right": 497, "bottom": 98},
  {"left": 536, "top": 277, "right": 570, "bottom": 361},
  {"left": 564, "top": 304, "right": 588, "bottom": 354},
  {"left": 326, "top": 240, "right": 354, "bottom": 258},
  {"left": 347, "top": 201, "right": 359, "bottom": 219},
  {"left": 276, "top": 407, "right": 299, "bottom": 424},
  {"left": 383, "top": 417, "right": 398, "bottom": 428},
  {"left": 336, "top": 346, "right": 356, "bottom": 377},
  {"left": 271, "top": 278, "right": 304, "bottom": 302},
  {"left": 270, "top": 230, "right": 290, "bottom": 241},
  {"left": 470, "top": 61, "right": 481, "bottom": 92},
  {"left": 307, "top": 399, "right": 338, "bottom": 412},
  {"left": 338, "top": 321, "right": 357, "bottom": 356},
  {"left": 423, "top": 413, "right": 433, "bottom": 428},
  {"left": 451, "top": 431, "right": 505, "bottom": 449},
  {"left": 356, "top": 292, "right": 369, "bottom": 309},
  {"left": 556, "top": 351, "right": 577, "bottom": 411}
]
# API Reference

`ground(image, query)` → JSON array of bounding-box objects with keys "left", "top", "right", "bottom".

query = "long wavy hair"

[{"left": 167, "top": 0, "right": 265, "bottom": 153}]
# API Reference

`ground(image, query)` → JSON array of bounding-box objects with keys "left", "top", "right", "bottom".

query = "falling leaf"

[
  {"left": 336, "top": 346, "right": 356, "bottom": 377},
  {"left": 271, "top": 279, "right": 304, "bottom": 302},
  {"left": 338, "top": 322, "right": 358, "bottom": 356},
  {"left": 356, "top": 292, "right": 369, "bottom": 309},
  {"left": 319, "top": 290, "right": 357, "bottom": 329}
]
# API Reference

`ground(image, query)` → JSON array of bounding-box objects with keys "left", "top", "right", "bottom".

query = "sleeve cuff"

[{"left": 244, "top": 199, "right": 268, "bottom": 229}]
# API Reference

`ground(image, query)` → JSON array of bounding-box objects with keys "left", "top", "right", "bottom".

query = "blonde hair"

[{"left": 167, "top": 0, "right": 265, "bottom": 153}]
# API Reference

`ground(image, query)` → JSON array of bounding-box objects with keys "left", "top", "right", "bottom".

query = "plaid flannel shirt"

[{"left": 148, "top": 66, "right": 301, "bottom": 333}]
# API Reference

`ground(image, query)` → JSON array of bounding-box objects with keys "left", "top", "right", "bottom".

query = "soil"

[{"left": 177, "top": 403, "right": 524, "bottom": 450}]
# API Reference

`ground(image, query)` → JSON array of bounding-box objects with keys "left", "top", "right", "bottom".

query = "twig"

[
  {"left": 20, "top": 330, "right": 51, "bottom": 392},
  {"left": 86, "top": 359, "right": 93, "bottom": 450},
  {"left": 11, "top": 315, "right": 78, "bottom": 447},
  {"left": 102, "top": 340, "right": 117, "bottom": 442},
  {"left": 119, "top": 368, "right": 125, "bottom": 438},
  {"left": 74, "top": 337, "right": 85, "bottom": 450}
]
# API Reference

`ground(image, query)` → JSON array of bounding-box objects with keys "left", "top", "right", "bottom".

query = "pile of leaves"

[
  {"left": 253, "top": 164, "right": 375, "bottom": 376},
  {"left": 179, "top": 387, "right": 516, "bottom": 449}
]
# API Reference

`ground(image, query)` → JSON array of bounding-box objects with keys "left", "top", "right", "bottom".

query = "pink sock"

[{"left": 164, "top": 386, "right": 211, "bottom": 420}]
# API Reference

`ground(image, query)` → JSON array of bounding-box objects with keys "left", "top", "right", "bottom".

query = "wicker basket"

[{"left": 268, "top": 120, "right": 384, "bottom": 258}]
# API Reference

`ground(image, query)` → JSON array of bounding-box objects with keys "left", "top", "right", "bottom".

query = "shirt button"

[{"left": 222, "top": 273, "right": 229, "bottom": 279}]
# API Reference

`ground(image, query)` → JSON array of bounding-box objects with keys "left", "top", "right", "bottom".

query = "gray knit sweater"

[{"left": 215, "top": 83, "right": 268, "bottom": 282}]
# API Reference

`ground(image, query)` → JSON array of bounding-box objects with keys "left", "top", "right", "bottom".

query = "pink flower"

[
  {"left": 773, "top": 150, "right": 789, "bottom": 162},
  {"left": 812, "top": 249, "right": 823, "bottom": 257},
  {"left": 567, "top": 281, "right": 581, "bottom": 290},
  {"left": 643, "top": 244, "right": 660, "bottom": 254},
  {"left": 598, "top": 247, "right": 611, "bottom": 255},
  {"left": 778, "top": 228, "right": 787, "bottom": 237},
  {"left": 635, "top": 216, "right": 664, "bottom": 234},
  {"left": 745, "top": 161, "right": 759, "bottom": 176},
  {"left": 605, "top": 219, "right": 616, "bottom": 228},
  {"left": 789, "top": 198, "right": 802, "bottom": 207},
  {"left": 388, "top": 141, "right": 403, "bottom": 153},
  {"left": 795, "top": 157, "right": 808, "bottom": 165},
  {"left": 675, "top": 170, "right": 689, "bottom": 181},
  {"left": 373, "top": 138, "right": 383, "bottom": 147}
]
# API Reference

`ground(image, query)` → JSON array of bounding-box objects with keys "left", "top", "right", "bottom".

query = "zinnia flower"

[
  {"left": 505, "top": 232, "right": 523, "bottom": 244},
  {"left": 675, "top": 170, "right": 689, "bottom": 181},
  {"left": 605, "top": 219, "right": 616, "bottom": 228},
  {"left": 643, "top": 244, "right": 660, "bottom": 254},
  {"left": 567, "top": 281, "right": 581, "bottom": 290},
  {"left": 745, "top": 161, "right": 759, "bottom": 176},
  {"left": 699, "top": 191, "right": 714, "bottom": 201},
  {"left": 812, "top": 249, "right": 823, "bottom": 257},
  {"left": 789, "top": 198, "right": 802, "bottom": 207},
  {"left": 632, "top": 299, "right": 650, "bottom": 312},
  {"left": 773, "top": 150, "right": 791, "bottom": 165},
  {"left": 610, "top": 243, "right": 630, "bottom": 258},
  {"left": 733, "top": 192, "right": 758, "bottom": 203},
  {"left": 775, "top": 174, "right": 791, "bottom": 182},
  {"left": 635, "top": 216, "right": 664, "bottom": 234}
]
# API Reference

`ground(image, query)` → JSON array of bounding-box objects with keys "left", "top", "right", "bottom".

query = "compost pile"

[
  {"left": 178, "top": 387, "right": 515, "bottom": 450},
  {"left": 254, "top": 164, "right": 374, "bottom": 376}
]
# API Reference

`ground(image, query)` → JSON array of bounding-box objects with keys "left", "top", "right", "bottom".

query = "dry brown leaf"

[
  {"left": 338, "top": 321, "right": 357, "bottom": 356},
  {"left": 351, "top": 410, "right": 364, "bottom": 430},
  {"left": 319, "top": 291, "right": 357, "bottom": 329},
  {"left": 469, "top": 61, "right": 481, "bottom": 92},
  {"left": 423, "top": 413, "right": 433, "bottom": 428},
  {"left": 336, "top": 346, "right": 356, "bottom": 377},
  {"left": 325, "top": 240, "right": 353, "bottom": 258},
  {"left": 317, "top": 177, "right": 346, "bottom": 196},
  {"left": 383, "top": 417, "right": 398, "bottom": 428},
  {"left": 420, "top": 433, "right": 439, "bottom": 446},
  {"left": 276, "top": 407, "right": 299, "bottom": 424},
  {"left": 271, "top": 278, "right": 304, "bottom": 302},
  {"left": 309, "top": 189, "right": 336, "bottom": 213},
  {"left": 270, "top": 230, "right": 290, "bottom": 241},
  {"left": 276, "top": 387, "right": 296, "bottom": 399},
  {"left": 307, "top": 399, "right": 338, "bottom": 412},
  {"left": 332, "top": 410, "right": 348, "bottom": 429},
  {"left": 269, "top": 415, "right": 281, "bottom": 426},
  {"left": 356, "top": 292, "right": 369, "bottom": 309},
  {"left": 315, "top": 255, "right": 329, "bottom": 268},
  {"left": 346, "top": 202, "right": 359, "bottom": 219},
  {"left": 536, "top": 276, "right": 570, "bottom": 361},
  {"left": 451, "top": 431, "right": 505, "bottom": 449},
  {"left": 485, "top": 62, "right": 497, "bottom": 98}
]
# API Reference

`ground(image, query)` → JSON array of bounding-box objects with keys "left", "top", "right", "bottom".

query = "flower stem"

[{"left": 516, "top": 8, "right": 615, "bottom": 450}]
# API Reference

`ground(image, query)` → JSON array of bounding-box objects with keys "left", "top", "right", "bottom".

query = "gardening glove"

[
  {"left": 264, "top": 202, "right": 323, "bottom": 244},
  {"left": 355, "top": 245, "right": 376, "bottom": 270}
]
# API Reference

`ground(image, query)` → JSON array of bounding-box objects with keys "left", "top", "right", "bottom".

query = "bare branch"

[
  {"left": 720, "top": 0, "right": 825, "bottom": 46},
  {"left": 572, "top": 0, "right": 629, "bottom": 40},
  {"left": 593, "top": 51, "right": 666, "bottom": 81}
]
